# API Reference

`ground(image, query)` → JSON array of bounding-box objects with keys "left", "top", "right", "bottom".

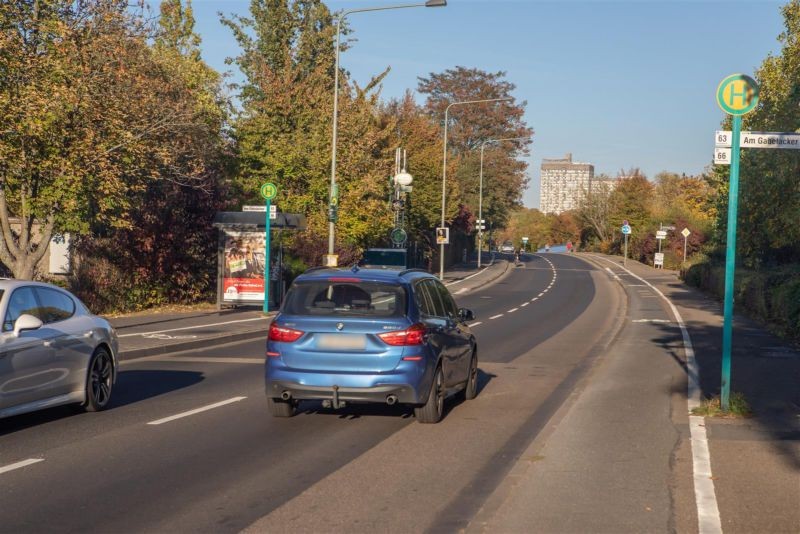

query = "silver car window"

[
  {"left": 3, "top": 287, "right": 42, "bottom": 332},
  {"left": 33, "top": 287, "right": 76, "bottom": 324}
]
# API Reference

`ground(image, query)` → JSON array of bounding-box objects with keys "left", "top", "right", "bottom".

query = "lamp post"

[
  {"left": 477, "top": 136, "right": 529, "bottom": 268},
  {"left": 440, "top": 97, "right": 512, "bottom": 279},
  {"left": 327, "top": 0, "right": 446, "bottom": 260}
]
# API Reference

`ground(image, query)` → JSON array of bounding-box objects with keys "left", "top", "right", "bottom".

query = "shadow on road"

[{"left": 0, "top": 369, "right": 204, "bottom": 436}]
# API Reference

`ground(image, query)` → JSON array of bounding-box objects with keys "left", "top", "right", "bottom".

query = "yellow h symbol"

[{"left": 726, "top": 81, "right": 748, "bottom": 109}]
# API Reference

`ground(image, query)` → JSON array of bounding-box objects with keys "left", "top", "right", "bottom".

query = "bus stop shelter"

[{"left": 212, "top": 211, "right": 306, "bottom": 310}]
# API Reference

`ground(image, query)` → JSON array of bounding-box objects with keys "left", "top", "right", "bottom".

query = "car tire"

[
  {"left": 415, "top": 365, "right": 444, "bottom": 424},
  {"left": 464, "top": 351, "right": 479, "bottom": 400},
  {"left": 267, "top": 397, "right": 296, "bottom": 417},
  {"left": 84, "top": 347, "right": 113, "bottom": 412}
]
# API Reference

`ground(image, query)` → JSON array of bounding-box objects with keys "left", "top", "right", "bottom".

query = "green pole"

[
  {"left": 623, "top": 233, "right": 628, "bottom": 266},
  {"left": 264, "top": 199, "right": 271, "bottom": 313},
  {"left": 721, "top": 115, "right": 742, "bottom": 410}
]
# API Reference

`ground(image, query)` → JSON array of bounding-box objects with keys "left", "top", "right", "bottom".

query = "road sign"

[
  {"left": 717, "top": 74, "right": 759, "bottom": 411},
  {"left": 621, "top": 224, "right": 631, "bottom": 235},
  {"left": 260, "top": 182, "right": 277, "bottom": 201},
  {"left": 477, "top": 224, "right": 486, "bottom": 230},
  {"left": 715, "top": 130, "right": 800, "bottom": 150},
  {"left": 716, "top": 73, "right": 759, "bottom": 116},
  {"left": 662, "top": 225, "right": 676, "bottom": 231},
  {"left": 656, "top": 230, "right": 667, "bottom": 240},
  {"left": 243, "top": 205, "right": 266, "bottom": 212},
  {"left": 323, "top": 254, "right": 338, "bottom": 267},
  {"left": 476, "top": 219, "right": 485, "bottom": 224},
  {"left": 715, "top": 130, "right": 733, "bottom": 147},
  {"left": 714, "top": 147, "right": 731, "bottom": 165},
  {"left": 654, "top": 252, "right": 664, "bottom": 267},
  {"left": 681, "top": 228, "right": 691, "bottom": 238},
  {"left": 390, "top": 227, "right": 407, "bottom": 246},
  {"left": 436, "top": 227, "right": 449, "bottom": 245},
  {"left": 331, "top": 184, "right": 339, "bottom": 207},
  {"left": 522, "top": 237, "right": 529, "bottom": 243}
]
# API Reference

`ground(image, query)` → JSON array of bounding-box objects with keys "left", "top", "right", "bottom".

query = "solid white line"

[
  {"left": 469, "top": 321, "right": 483, "bottom": 327},
  {"left": 0, "top": 458, "right": 44, "bottom": 475},
  {"left": 507, "top": 308, "right": 518, "bottom": 313},
  {"left": 489, "top": 314, "right": 504, "bottom": 320},
  {"left": 119, "top": 318, "right": 268, "bottom": 338},
  {"left": 592, "top": 255, "right": 720, "bottom": 533},
  {"left": 143, "top": 357, "right": 263, "bottom": 365},
  {"left": 521, "top": 302, "right": 529, "bottom": 307},
  {"left": 632, "top": 319, "right": 671, "bottom": 323},
  {"left": 147, "top": 397, "right": 247, "bottom": 426}
]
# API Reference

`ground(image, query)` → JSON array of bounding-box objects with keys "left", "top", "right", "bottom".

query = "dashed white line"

[
  {"left": 538, "top": 292, "right": 545, "bottom": 297},
  {"left": 507, "top": 308, "right": 519, "bottom": 313},
  {"left": 0, "top": 458, "right": 44, "bottom": 475},
  {"left": 469, "top": 321, "right": 483, "bottom": 327},
  {"left": 530, "top": 297, "right": 538, "bottom": 302},
  {"left": 489, "top": 314, "right": 504, "bottom": 320},
  {"left": 521, "top": 302, "right": 529, "bottom": 307},
  {"left": 147, "top": 397, "right": 247, "bottom": 426}
]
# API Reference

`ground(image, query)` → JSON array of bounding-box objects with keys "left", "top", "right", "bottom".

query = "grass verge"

[{"left": 691, "top": 392, "right": 753, "bottom": 418}]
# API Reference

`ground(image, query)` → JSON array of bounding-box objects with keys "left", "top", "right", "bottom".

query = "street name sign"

[
  {"left": 243, "top": 205, "right": 266, "bottom": 212},
  {"left": 715, "top": 130, "right": 800, "bottom": 149},
  {"left": 656, "top": 230, "right": 667, "bottom": 240}
]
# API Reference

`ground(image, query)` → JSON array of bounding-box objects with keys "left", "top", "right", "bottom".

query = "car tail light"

[
  {"left": 268, "top": 324, "right": 304, "bottom": 342},
  {"left": 379, "top": 323, "right": 426, "bottom": 346}
]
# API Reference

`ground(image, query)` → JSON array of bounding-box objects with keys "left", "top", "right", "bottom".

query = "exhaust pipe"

[
  {"left": 386, "top": 395, "right": 398, "bottom": 406},
  {"left": 281, "top": 391, "right": 292, "bottom": 401}
]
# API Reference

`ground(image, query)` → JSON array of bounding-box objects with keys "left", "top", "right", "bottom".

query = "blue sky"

[{"left": 180, "top": 0, "right": 786, "bottom": 208}]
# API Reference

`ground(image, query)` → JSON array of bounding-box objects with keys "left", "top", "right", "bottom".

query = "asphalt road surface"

[{"left": 0, "top": 253, "right": 695, "bottom": 533}]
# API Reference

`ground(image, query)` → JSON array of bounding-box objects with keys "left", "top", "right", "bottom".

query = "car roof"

[
  {"left": 296, "top": 267, "right": 434, "bottom": 284},
  {"left": 0, "top": 279, "right": 67, "bottom": 291}
]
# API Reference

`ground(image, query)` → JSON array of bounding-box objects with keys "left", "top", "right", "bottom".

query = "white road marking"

[
  {"left": 147, "top": 397, "right": 247, "bottom": 426},
  {"left": 538, "top": 292, "right": 545, "bottom": 297},
  {"left": 489, "top": 314, "right": 504, "bottom": 320},
  {"left": 627, "top": 284, "right": 648, "bottom": 287},
  {"left": 455, "top": 287, "right": 469, "bottom": 294},
  {"left": 141, "top": 357, "right": 263, "bottom": 365},
  {"left": 592, "top": 255, "right": 720, "bottom": 534},
  {"left": 604, "top": 267, "right": 621, "bottom": 281},
  {"left": 521, "top": 302, "right": 529, "bottom": 307},
  {"left": 468, "top": 322, "right": 483, "bottom": 327},
  {"left": 632, "top": 319, "right": 671, "bottom": 323},
  {"left": 119, "top": 318, "right": 268, "bottom": 338},
  {"left": 530, "top": 297, "right": 538, "bottom": 302},
  {"left": 507, "top": 308, "right": 519, "bottom": 313},
  {"left": 0, "top": 458, "right": 44, "bottom": 475}
]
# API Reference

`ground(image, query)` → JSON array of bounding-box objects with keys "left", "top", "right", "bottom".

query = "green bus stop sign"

[
  {"left": 716, "top": 74, "right": 759, "bottom": 116},
  {"left": 260, "top": 182, "right": 278, "bottom": 201}
]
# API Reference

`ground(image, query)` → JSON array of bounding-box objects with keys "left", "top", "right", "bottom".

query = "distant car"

[
  {"left": 500, "top": 241, "right": 515, "bottom": 253},
  {"left": 265, "top": 267, "right": 478, "bottom": 423},
  {"left": 0, "top": 281, "right": 119, "bottom": 419}
]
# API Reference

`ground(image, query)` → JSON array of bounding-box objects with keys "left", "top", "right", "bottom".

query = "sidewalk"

[
  {"left": 593, "top": 253, "right": 800, "bottom": 533},
  {"left": 111, "top": 255, "right": 510, "bottom": 361}
]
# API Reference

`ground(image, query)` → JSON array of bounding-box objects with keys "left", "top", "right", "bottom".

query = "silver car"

[{"left": 0, "top": 280, "right": 119, "bottom": 419}]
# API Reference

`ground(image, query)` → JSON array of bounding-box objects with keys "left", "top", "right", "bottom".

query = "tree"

[
  {"left": 223, "top": 0, "right": 394, "bottom": 266},
  {"left": 417, "top": 67, "right": 532, "bottom": 230},
  {"left": 0, "top": 0, "right": 224, "bottom": 280},
  {"left": 577, "top": 175, "right": 614, "bottom": 246}
]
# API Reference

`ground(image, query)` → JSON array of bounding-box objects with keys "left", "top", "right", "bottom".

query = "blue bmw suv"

[{"left": 265, "top": 267, "right": 478, "bottom": 423}]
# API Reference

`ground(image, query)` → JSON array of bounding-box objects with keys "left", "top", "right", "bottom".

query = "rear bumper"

[{"left": 266, "top": 380, "right": 421, "bottom": 404}]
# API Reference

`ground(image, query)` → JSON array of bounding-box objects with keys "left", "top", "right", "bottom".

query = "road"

[{"left": 0, "top": 253, "right": 696, "bottom": 532}]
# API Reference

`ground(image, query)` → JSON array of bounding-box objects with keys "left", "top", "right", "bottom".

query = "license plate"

[{"left": 316, "top": 334, "right": 366, "bottom": 351}]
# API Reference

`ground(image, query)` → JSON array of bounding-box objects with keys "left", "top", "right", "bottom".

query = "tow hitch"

[{"left": 321, "top": 385, "right": 346, "bottom": 409}]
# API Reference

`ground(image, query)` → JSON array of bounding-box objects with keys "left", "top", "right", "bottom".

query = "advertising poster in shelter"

[{"left": 222, "top": 230, "right": 266, "bottom": 302}]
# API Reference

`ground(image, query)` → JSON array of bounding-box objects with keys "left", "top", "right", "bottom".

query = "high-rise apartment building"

[{"left": 539, "top": 153, "right": 595, "bottom": 214}]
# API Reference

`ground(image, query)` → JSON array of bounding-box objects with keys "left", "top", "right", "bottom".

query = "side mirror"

[
  {"left": 458, "top": 308, "right": 475, "bottom": 322},
  {"left": 14, "top": 314, "right": 43, "bottom": 337}
]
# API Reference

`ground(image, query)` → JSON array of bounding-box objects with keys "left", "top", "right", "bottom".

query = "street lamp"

[
  {"left": 327, "top": 0, "right": 446, "bottom": 261},
  {"left": 439, "top": 97, "right": 512, "bottom": 279},
  {"left": 477, "top": 136, "right": 529, "bottom": 268}
]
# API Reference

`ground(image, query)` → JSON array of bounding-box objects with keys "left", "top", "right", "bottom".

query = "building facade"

[{"left": 539, "top": 153, "right": 595, "bottom": 214}]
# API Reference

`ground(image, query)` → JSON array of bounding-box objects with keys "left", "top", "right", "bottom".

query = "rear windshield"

[{"left": 283, "top": 280, "right": 407, "bottom": 317}]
